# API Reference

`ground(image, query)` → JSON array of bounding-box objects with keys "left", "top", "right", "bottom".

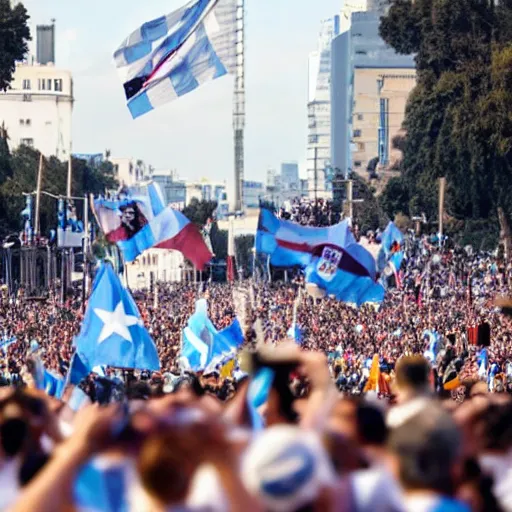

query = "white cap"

[{"left": 242, "top": 426, "right": 335, "bottom": 512}]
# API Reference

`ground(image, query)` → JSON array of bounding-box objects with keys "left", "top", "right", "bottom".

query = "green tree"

[
  {"left": 0, "top": 146, "right": 119, "bottom": 238},
  {"left": 0, "top": 123, "right": 12, "bottom": 184},
  {"left": 351, "top": 173, "right": 389, "bottom": 233},
  {"left": 380, "top": 0, "right": 512, "bottom": 246},
  {"left": 0, "top": 0, "right": 31, "bottom": 91},
  {"left": 379, "top": 177, "right": 410, "bottom": 218},
  {"left": 182, "top": 198, "right": 217, "bottom": 226}
]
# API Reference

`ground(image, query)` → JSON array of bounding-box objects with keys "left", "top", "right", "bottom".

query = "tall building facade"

[
  {"left": 243, "top": 180, "right": 265, "bottom": 208},
  {"left": 0, "top": 63, "right": 73, "bottom": 159},
  {"left": 151, "top": 169, "right": 186, "bottom": 207},
  {"left": 307, "top": 16, "right": 340, "bottom": 199},
  {"left": 281, "top": 162, "right": 300, "bottom": 201},
  {"left": 350, "top": 11, "right": 415, "bottom": 175},
  {"left": 36, "top": 24, "right": 56, "bottom": 65},
  {"left": 331, "top": 4, "right": 415, "bottom": 181}
]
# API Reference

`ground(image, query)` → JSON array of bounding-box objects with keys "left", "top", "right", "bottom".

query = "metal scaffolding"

[{"left": 233, "top": 0, "right": 245, "bottom": 212}]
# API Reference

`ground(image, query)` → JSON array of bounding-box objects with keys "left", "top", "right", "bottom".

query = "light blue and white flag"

[
  {"left": 181, "top": 299, "right": 244, "bottom": 372},
  {"left": 478, "top": 348, "right": 489, "bottom": 379},
  {"left": 256, "top": 209, "right": 385, "bottom": 306},
  {"left": 114, "top": 0, "right": 237, "bottom": 119},
  {"left": 74, "top": 263, "right": 160, "bottom": 371},
  {"left": 0, "top": 336, "right": 16, "bottom": 352},
  {"left": 247, "top": 367, "right": 274, "bottom": 430},
  {"left": 377, "top": 222, "right": 404, "bottom": 289}
]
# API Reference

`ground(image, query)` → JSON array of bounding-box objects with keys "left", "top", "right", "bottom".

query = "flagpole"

[
  {"left": 34, "top": 154, "right": 44, "bottom": 238},
  {"left": 438, "top": 177, "right": 446, "bottom": 248}
]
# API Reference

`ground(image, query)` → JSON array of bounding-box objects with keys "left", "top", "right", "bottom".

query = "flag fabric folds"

[
  {"left": 478, "top": 348, "right": 489, "bottom": 379},
  {"left": 181, "top": 299, "right": 219, "bottom": 371},
  {"left": 181, "top": 299, "right": 244, "bottom": 372},
  {"left": 67, "top": 351, "right": 90, "bottom": 386},
  {"left": 377, "top": 222, "right": 404, "bottom": 287},
  {"left": 74, "top": 263, "right": 160, "bottom": 371},
  {"left": 35, "top": 364, "right": 65, "bottom": 399},
  {"left": 93, "top": 182, "right": 212, "bottom": 269},
  {"left": 255, "top": 209, "right": 385, "bottom": 305},
  {"left": 75, "top": 460, "right": 127, "bottom": 512},
  {"left": 114, "top": 0, "right": 237, "bottom": 119},
  {"left": 0, "top": 336, "right": 16, "bottom": 352},
  {"left": 247, "top": 367, "right": 274, "bottom": 430}
]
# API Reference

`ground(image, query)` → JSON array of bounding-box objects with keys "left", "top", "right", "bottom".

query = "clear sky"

[{"left": 20, "top": 0, "right": 341, "bottom": 183}]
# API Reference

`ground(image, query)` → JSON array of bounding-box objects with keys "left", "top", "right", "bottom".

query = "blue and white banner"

[
  {"left": 256, "top": 209, "right": 385, "bottom": 305},
  {"left": 114, "top": 0, "right": 237, "bottom": 119}
]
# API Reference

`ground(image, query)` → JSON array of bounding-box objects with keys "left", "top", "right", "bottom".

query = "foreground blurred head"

[
  {"left": 388, "top": 406, "right": 462, "bottom": 497},
  {"left": 242, "top": 425, "right": 336, "bottom": 512}
]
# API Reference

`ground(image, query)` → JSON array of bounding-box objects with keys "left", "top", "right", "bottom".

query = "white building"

[
  {"left": 152, "top": 169, "right": 186, "bottom": 208},
  {"left": 243, "top": 180, "right": 265, "bottom": 209},
  {"left": 266, "top": 168, "right": 278, "bottom": 188},
  {"left": 185, "top": 180, "right": 227, "bottom": 206},
  {"left": 0, "top": 62, "right": 73, "bottom": 159},
  {"left": 126, "top": 249, "right": 185, "bottom": 289},
  {"left": 281, "top": 162, "right": 300, "bottom": 201},
  {"left": 307, "top": 17, "right": 340, "bottom": 199},
  {"left": 110, "top": 158, "right": 148, "bottom": 187}
]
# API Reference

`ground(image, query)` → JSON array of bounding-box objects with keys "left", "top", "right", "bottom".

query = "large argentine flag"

[
  {"left": 93, "top": 183, "right": 212, "bottom": 270},
  {"left": 114, "top": 0, "right": 237, "bottom": 119},
  {"left": 256, "top": 209, "right": 385, "bottom": 305}
]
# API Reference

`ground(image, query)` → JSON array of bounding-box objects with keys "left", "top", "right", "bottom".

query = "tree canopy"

[
  {"left": 0, "top": 135, "right": 118, "bottom": 238},
  {"left": 379, "top": 0, "right": 512, "bottom": 245},
  {"left": 0, "top": 0, "right": 30, "bottom": 91}
]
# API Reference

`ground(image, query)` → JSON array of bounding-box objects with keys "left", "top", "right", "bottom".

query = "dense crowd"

[
  {"left": 1, "top": 231, "right": 512, "bottom": 510},
  {"left": 279, "top": 197, "right": 340, "bottom": 227}
]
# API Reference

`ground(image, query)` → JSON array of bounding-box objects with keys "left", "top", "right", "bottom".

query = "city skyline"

[{"left": 18, "top": 0, "right": 342, "bottom": 185}]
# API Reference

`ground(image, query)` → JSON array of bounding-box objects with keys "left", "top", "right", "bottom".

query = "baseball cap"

[{"left": 242, "top": 425, "right": 336, "bottom": 512}]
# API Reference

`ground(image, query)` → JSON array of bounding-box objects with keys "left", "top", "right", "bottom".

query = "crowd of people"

[
  {"left": 1, "top": 228, "right": 512, "bottom": 510},
  {"left": 279, "top": 197, "right": 339, "bottom": 227}
]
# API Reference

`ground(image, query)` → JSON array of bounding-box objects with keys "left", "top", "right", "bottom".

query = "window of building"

[
  {"left": 355, "top": 50, "right": 367, "bottom": 55},
  {"left": 22, "top": 79, "right": 31, "bottom": 90},
  {"left": 357, "top": 143, "right": 365, "bottom": 152},
  {"left": 19, "top": 119, "right": 25, "bottom": 126},
  {"left": 357, "top": 114, "right": 364, "bottom": 121},
  {"left": 54, "top": 79, "right": 63, "bottom": 92},
  {"left": 20, "top": 138, "right": 34, "bottom": 148},
  {"left": 47, "top": 79, "right": 52, "bottom": 90},
  {"left": 38, "top": 79, "right": 45, "bottom": 91},
  {"left": 23, "top": 94, "right": 32, "bottom": 102},
  {"left": 353, "top": 32, "right": 363, "bottom": 37},
  {"left": 353, "top": 129, "right": 362, "bottom": 138},
  {"left": 308, "top": 135, "right": 318, "bottom": 144},
  {"left": 26, "top": 119, "right": 31, "bottom": 126},
  {"left": 354, "top": 161, "right": 362, "bottom": 167}
]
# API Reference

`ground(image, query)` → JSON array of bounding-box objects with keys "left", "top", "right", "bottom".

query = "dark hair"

[
  {"left": 388, "top": 408, "right": 460, "bottom": 495},
  {"left": 395, "top": 356, "right": 431, "bottom": 391},
  {"left": 462, "top": 458, "right": 503, "bottom": 512},
  {"left": 356, "top": 403, "right": 388, "bottom": 446}
]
